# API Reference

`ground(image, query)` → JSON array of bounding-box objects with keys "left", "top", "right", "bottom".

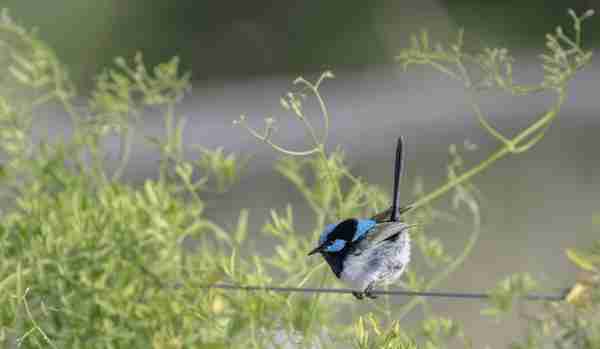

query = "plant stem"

[
  {"left": 305, "top": 269, "right": 328, "bottom": 339},
  {"left": 159, "top": 103, "right": 175, "bottom": 184},
  {"left": 398, "top": 198, "right": 481, "bottom": 319},
  {"left": 408, "top": 89, "right": 565, "bottom": 212},
  {"left": 112, "top": 127, "right": 134, "bottom": 182},
  {"left": 316, "top": 147, "right": 344, "bottom": 220},
  {"left": 410, "top": 146, "right": 508, "bottom": 211}
]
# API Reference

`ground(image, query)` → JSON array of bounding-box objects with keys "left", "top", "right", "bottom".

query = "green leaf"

[
  {"left": 566, "top": 248, "right": 598, "bottom": 272},
  {"left": 0, "top": 268, "right": 31, "bottom": 292},
  {"left": 8, "top": 66, "right": 31, "bottom": 85},
  {"left": 174, "top": 116, "right": 187, "bottom": 154},
  {"left": 234, "top": 209, "right": 249, "bottom": 244},
  {"left": 144, "top": 180, "right": 158, "bottom": 206}
]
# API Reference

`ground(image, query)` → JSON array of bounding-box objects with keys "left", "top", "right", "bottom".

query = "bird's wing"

[
  {"left": 370, "top": 208, "right": 392, "bottom": 223},
  {"left": 356, "top": 221, "right": 408, "bottom": 247},
  {"left": 348, "top": 221, "right": 408, "bottom": 256},
  {"left": 370, "top": 206, "right": 412, "bottom": 223}
]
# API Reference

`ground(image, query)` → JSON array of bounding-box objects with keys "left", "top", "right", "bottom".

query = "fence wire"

[{"left": 197, "top": 283, "right": 567, "bottom": 302}]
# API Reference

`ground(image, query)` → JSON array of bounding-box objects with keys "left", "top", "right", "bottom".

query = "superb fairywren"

[{"left": 308, "top": 137, "right": 411, "bottom": 299}]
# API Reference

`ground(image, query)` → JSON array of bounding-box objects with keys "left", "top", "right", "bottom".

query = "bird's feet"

[
  {"left": 352, "top": 284, "right": 378, "bottom": 300},
  {"left": 352, "top": 291, "right": 364, "bottom": 300},
  {"left": 364, "top": 284, "right": 378, "bottom": 299}
]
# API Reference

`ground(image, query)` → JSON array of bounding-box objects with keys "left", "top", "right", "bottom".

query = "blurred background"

[
  {"left": 3, "top": 0, "right": 599, "bottom": 347},
  {"left": 2, "top": 0, "right": 598, "bottom": 84}
]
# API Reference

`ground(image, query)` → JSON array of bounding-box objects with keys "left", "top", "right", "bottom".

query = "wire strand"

[{"left": 198, "top": 283, "right": 566, "bottom": 302}]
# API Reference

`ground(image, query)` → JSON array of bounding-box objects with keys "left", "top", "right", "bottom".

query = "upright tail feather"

[{"left": 390, "top": 136, "right": 404, "bottom": 222}]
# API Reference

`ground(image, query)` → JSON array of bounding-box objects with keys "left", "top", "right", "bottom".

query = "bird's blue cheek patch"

[
  {"left": 324, "top": 239, "right": 346, "bottom": 252},
  {"left": 319, "top": 223, "right": 338, "bottom": 245},
  {"left": 353, "top": 219, "right": 377, "bottom": 241}
]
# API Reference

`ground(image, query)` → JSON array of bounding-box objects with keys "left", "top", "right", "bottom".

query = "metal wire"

[{"left": 198, "top": 283, "right": 567, "bottom": 302}]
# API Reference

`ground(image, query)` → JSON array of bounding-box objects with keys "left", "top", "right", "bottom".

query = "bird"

[{"left": 308, "top": 136, "right": 412, "bottom": 299}]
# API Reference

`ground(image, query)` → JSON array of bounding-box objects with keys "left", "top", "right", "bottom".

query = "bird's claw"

[
  {"left": 352, "top": 291, "right": 364, "bottom": 300},
  {"left": 364, "top": 284, "right": 377, "bottom": 299},
  {"left": 364, "top": 290, "right": 378, "bottom": 299},
  {"left": 353, "top": 285, "right": 378, "bottom": 300}
]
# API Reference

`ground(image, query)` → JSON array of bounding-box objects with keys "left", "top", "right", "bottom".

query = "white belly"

[{"left": 340, "top": 230, "right": 410, "bottom": 291}]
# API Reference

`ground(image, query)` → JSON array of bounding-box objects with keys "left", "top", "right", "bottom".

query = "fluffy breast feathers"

[{"left": 341, "top": 221, "right": 411, "bottom": 289}]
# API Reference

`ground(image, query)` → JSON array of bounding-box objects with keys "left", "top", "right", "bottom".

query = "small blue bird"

[{"left": 308, "top": 137, "right": 411, "bottom": 299}]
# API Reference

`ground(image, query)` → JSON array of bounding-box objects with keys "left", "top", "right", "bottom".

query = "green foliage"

[
  {"left": 501, "top": 239, "right": 600, "bottom": 349},
  {"left": 1, "top": 177, "right": 202, "bottom": 346},
  {"left": 0, "top": 7, "right": 597, "bottom": 349},
  {"left": 420, "top": 317, "right": 467, "bottom": 349},
  {"left": 353, "top": 313, "right": 417, "bottom": 349},
  {"left": 481, "top": 273, "right": 539, "bottom": 319}
]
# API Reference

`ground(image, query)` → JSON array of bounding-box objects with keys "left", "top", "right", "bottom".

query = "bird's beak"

[{"left": 307, "top": 245, "right": 324, "bottom": 256}]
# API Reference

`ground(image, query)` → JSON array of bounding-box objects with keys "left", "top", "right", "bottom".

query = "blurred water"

[{"left": 39, "top": 57, "right": 599, "bottom": 347}]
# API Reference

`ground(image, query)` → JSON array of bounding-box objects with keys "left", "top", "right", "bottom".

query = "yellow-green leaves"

[
  {"left": 481, "top": 273, "right": 538, "bottom": 320},
  {"left": 194, "top": 147, "right": 245, "bottom": 193},
  {"left": 566, "top": 248, "right": 599, "bottom": 272},
  {"left": 234, "top": 209, "right": 249, "bottom": 244},
  {"left": 421, "top": 317, "right": 465, "bottom": 349},
  {"left": 108, "top": 53, "right": 190, "bottom": 107},
  {"left": 144, "top": 179, "right": 160, "bottom": 206},
  {"left": 263, "top": 205, "right": 295, "bottom": 238},
  {"left": 397, "top": 9, "right": 593, "bottom": 94},
  {"left": 416, "top": 235, "right": 451, "bottom": 268},
  {"left": 354, "top": 313, "right": 416, "bottom": 349},
  {"left": 564, "top": 246, "right": 600, "bottom": 307},
  {"left": 7, "top": 42, "right": 55, "bottom": 89}
]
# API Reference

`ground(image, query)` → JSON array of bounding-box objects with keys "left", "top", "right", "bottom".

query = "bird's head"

[{"left": 307, "top": 218, "right": 376, "bottom": 256}]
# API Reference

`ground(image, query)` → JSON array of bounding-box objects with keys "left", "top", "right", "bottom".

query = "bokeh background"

[{"left": 3, "top": 1, "right": 599, "bottom": 347}]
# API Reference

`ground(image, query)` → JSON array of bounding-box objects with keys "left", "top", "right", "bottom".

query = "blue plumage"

[
  {"left": 319, "top": 219, "right": 376, "bottom": 245},
  {"left": 307, "top": 136, "right": 411, "bottom": 300},
  {"left": 354, "top": 219, "right": 377, "bottom": 241},
  {"left": 319, "top": 223, "right": 337, "bottom": 245},
  {"left": 323, "top": 239, "right": 346, "bottom": 252}
]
